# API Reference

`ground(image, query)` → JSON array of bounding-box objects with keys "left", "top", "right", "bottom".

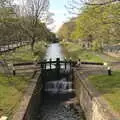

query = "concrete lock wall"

[
  {"left": 12, "top": 72, "right": 43, "bottom": 120},
  {"left": 74, "top": 70, "right": 119, "bottom": 120}
]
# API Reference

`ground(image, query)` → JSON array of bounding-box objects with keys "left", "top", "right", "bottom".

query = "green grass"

[
  {"left": 0, "top": 41, "right": 47, "bottom": 119},
  {"left": 0, "top": 73, "right": 30, "bottom": 119},
  {"left": 0, "top": 41, "right": 46, "bottom": 64},
  {"left": 62, "top": 41, "right": 120, "bottom": 114},
  {"left": 61, "top": 42, "right": 118, "bottom": 63},
  {"left": 88, "top": 71, "right": 120, "bottom": 114}
]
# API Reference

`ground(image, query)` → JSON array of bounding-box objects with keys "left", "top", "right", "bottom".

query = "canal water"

[
  {"left": 45, "top": 43, "right": 64, "bottom": 61},
  {"left": 44, "top": 43, "right": 73, "bottom": 95},
  {"left": 35, "top": 43, "right": 85, "bottom": 120}
]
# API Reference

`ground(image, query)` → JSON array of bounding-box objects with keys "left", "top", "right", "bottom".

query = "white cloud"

[
  {"left": 50, "top": 9, "right": 65, "bottom": 15},
  {"left": 48, "top": 9, "right": 67, "bottom": 32},
  {"left": 54, "top": 22, "right": 63, "bottom": 32},
  {"left": 47, "top": 20, "right": 64, "bottom": 33}
]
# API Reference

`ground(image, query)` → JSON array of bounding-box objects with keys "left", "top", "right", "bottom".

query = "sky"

[
  {"left": 14, "top": 0, "right": 73, "bottom": 32},
  {"left": 49, "top": 0, "right": 69, "bottom": 32}
]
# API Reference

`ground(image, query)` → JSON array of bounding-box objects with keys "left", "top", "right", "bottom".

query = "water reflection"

[
  {"left": 44, "top": 43, "right": 73, "bottom": 95},
  {"left": 45, "top": 43, "right": 64, "bottom": 61},
  {"left": 44, "top": 43, "right": 71, "bottom": 70}
]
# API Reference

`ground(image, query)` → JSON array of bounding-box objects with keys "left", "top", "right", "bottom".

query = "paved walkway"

[{"left": 76, "top": 64, "right": 107, "bottom": 79}]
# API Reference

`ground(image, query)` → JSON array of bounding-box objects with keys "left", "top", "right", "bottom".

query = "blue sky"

[
  {"left": 49, "top": 0, "right": 68, "bottom": 32},
  {"left": 14, "top": 0, "right": 71, "bottom": 32}
]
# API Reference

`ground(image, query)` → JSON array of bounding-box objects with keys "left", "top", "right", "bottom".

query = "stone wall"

[
  {"left": 74, "top": 70, "right": 119, "bottom": 120},
  {"left": 12, "top": 72, "right": 42, "bottom": 120}
]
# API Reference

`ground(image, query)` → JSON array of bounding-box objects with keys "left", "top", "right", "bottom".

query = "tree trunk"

[{"left": 31, "top": 38, "right": 35, "bottom": 51}]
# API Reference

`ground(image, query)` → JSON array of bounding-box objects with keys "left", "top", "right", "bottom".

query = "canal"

[{"left": 33, "top": 43, "right": 85, "bottom": 120}]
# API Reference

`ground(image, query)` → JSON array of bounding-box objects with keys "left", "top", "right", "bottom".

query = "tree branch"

[{"left": 86, "top": 0, "right": 120, "bottom": 5}]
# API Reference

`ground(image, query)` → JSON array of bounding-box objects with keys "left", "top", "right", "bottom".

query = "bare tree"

[
  {"left": 21, "top": 0, "right": 50, "bottom": 50},
  {"left": 0, "top": 0, "right": 12, "bottom": 7}
]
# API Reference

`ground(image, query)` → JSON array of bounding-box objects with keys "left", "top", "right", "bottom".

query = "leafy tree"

[
  {"left": 63, "top": 2, "right": 120, "bottom": 51},
  {"left": 0, "top": 0, "right": 54, "bottom": 51},
  {"left": 58, "top": 18, "right": 76, "bottom": 41}
]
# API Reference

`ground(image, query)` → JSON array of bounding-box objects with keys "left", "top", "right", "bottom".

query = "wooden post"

[
  {"left": 50, "top": 58, "right": 52, "bottom": 70},
  {"left": 69, "top": 57, "right": 72, "bottom": 71},
  {"left": 56, "top": 58, "right": 60, "bottom": 78},
  {"left": 44, "top": 59, "right": 46, "bottom": 70},
  {"left": 41, "top": 62, "right": 44, "bottom": 71},
  {"left": 13, "top": 67, "right": 16, "bottom": 76},
  {"left": 64, "top": 57, "right": 67, "bottom": 70}
]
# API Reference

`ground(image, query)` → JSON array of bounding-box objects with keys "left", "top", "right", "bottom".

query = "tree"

[
  {"left": 58, "top": 18, "right": 76, "bottom": 41},
  {"left": 62, "top": 2, "right": 120, "bottom": 51},
  {"left": 0, "top": 0, "right": 12, "bottom": 8},
  {"left": 74, "top": 4, "right": 120, "bottom": 50},
  {"left": 66, "top": 0, "right": 120, "bottom": 7},
  {"left": 23, "top": 0, "right": 50, "bottom": 50},
  {"left": 65, "top": 0, "right": 120, "bottom": 17},
  {"left": 0, "top": 0, "right": 54, "bottom": 51},
  {"left": 0, "top": 0, "right": 18, "bottom": 46}
]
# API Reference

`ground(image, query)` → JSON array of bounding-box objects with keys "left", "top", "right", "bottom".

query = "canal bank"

[
  {"left": 33, "top": 43, "right": 85, "bottom": 120},
  {"left": 12, "top": 43, "right": 85, "bottom": 120},
  {"left": 12, "top": 72, "right": 42, "bottom": 120},
  {"left": 74, "top": 66, "right": 120, "bottom": 120},
  {"left": 61, "top": 42, "right": 120, "bottom": 120},
  {"left": 0, "top": 42, "right": 46, "bottom": 120},
  {"left": 12, "top": 43, "right": 120, "bottom": 120}
]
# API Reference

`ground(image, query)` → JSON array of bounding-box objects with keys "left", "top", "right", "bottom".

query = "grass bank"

[
  {"left": 0, "top": 41, "right": 47, "bottom": 63},
  {"left": 0, "top": 73, "right": 30, "bottom": 119},
  {"left": 62, "top": 41, "right": 120, "bottom": 115},
  {"left": 61, "top": 42, "right": 118, "bottom": 63},
  {"left": 0, "top": 41, "right": 47, "bottom": 119},
  {"left": 88, "top": 71, "right": 120, "bottom": 115}
]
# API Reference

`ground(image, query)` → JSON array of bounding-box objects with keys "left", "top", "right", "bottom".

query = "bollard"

[
  {"left": 76, "top": 58, "right": 81, "bottom": 67},
  {"left": 108, "top": 67, "right": 112, "bottom": 76}
]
